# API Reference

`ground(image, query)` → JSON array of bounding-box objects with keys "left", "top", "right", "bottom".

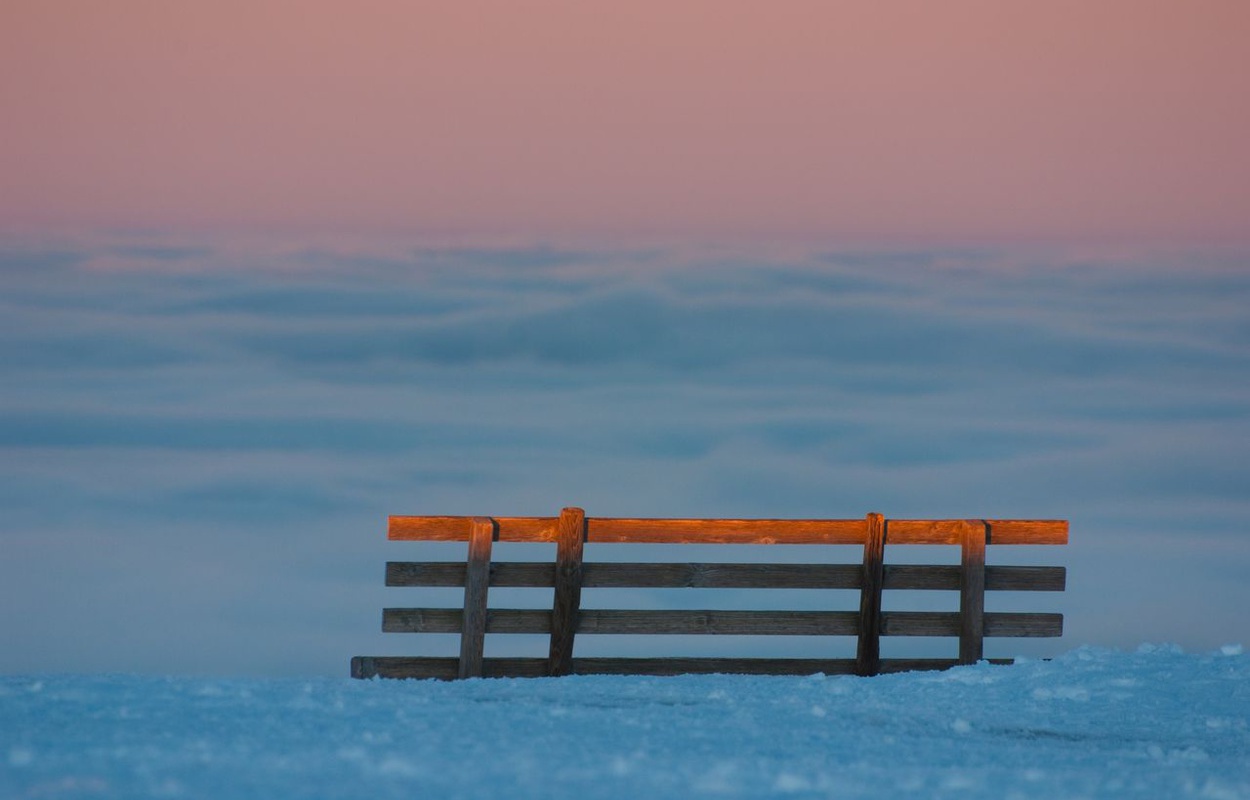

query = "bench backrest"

[{"left": 351, "top": 509, "right": 1067, "bottom": 679}]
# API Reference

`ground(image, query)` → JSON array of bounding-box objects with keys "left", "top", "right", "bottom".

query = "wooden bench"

[{"left": 351, "top": 509, "right": 1067, "bottom": 679}]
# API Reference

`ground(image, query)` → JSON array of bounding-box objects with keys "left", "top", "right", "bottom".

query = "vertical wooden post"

[
  {"left": 458, "top": 516, "right": 495, "bottom": 679},
  {"left": 548, "top": 506, "right": 586, "bottom": 676},
  {"left": 855, "top": 512, "right": 886, "bottom": 677},
  {"left": 958, "top": 519, "right": 987, "bottom": 665}
]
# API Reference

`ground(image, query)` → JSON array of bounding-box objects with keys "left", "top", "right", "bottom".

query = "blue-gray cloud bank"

[{"left": 1, "top": 241, "right": 1247, "bottom": 675}]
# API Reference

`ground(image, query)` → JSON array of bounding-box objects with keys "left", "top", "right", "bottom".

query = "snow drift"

[{"left": 2, "top": 645, "right": 1247, "bottom": 799}]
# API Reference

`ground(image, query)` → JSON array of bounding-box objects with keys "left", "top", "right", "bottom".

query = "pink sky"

[{"left": 2, "top": 1, "right": 1247, "bottom": 244}]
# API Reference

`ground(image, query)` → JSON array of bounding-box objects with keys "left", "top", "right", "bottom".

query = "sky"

[
  {"left": 2, "top": 0, "right": 1248, "bottom": 243},
  {"left": 1, "top": 3, "right": 1248, "bottom": 676}
]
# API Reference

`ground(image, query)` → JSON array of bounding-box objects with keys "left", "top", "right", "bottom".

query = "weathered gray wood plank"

[
  {"left": 881, "top": 611, "right": 1063, "bottom": 637},
  {"left": 383, "top": 608, "right": 861, "bottom": 635},
  {"left": 387, "top": 562, "right": 864, "bottom": 589},
  {"left": 386, "top": 561, "right": 1065, "bottom": 591},
  {"left": 984, "top": 612, "right": 1063, "bottom": 637},
  {"left": 876, "top": 658, "right": 1014, "bottom": 673},
  {"left": 571, "top": 658, "right": 859, "bottom": 676},
  {"left": 350, "top": 655, "right": 1019, "bottom": 680},
  {"left": 575, "top": 610, "right": 860, "bottom": 635},
  {"left": 386, "top": 608, "right": 1063, "bottom": 637},
  {"left": 585, "top": 563, "right": 863, "bottom": 589},
  {"left": 883, "top": 565, "right": 1066, "bottom": 591}
]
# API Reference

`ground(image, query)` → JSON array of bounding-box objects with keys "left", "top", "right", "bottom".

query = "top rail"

[{"left": 388, "top": 516, "right": 1068, "bottom": 546}]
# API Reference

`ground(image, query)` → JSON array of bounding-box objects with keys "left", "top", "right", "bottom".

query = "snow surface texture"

[{"left": 3, "top": 646, "right": 1247, "bottom": 799}]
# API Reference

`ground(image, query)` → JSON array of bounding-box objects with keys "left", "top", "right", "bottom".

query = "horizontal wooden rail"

[
  {"left": 881, "top": 612, "right": 1063, "bottom": 637},
  {"left": 382, "top": 608, "right": 1062, "bottom": 638},
  {"left": 388, "top": 516, "right": 1068, "bottom": 546},
  {"left": 386, "top": 562, "right": 1066, "bottom": 591},
  {"left": 351, "top": 655, "right": 1016, "bottom": 680},
  {"left": 888, "top": 565, "right": 1066, "bottom": 592},
  {"left": 384, "top": 608, "right": 862, "bottom": 636},
  {"left": 389, "top": 516, "right": 558, "bottom": 542},
  {"left": 885, "top": 519, "right": 1068, "bottom": 545},
  {"left": 587, "top": 518, "right": 868, "bottom": 544}
]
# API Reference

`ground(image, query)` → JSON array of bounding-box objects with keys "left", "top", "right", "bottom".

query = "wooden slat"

[
  {"left": 886, "top": 519, "right": 980, "bottom": 545},
  {"left": 384, "top": 608, "right": 548, "bottom": 633},
  {"left": 886, "top": 519, "right": 1067, "bottom": 545},
  {"left": 881, "top": 611, "right": 958, "bottom": 636},
  {"left": 387, "top": 561, "right": 467, "bottom": 586},
  {"left": 883, "top": 565, "right": 961, "bottom": 590},
  {"left": 987, "top": 520, "right": 1068, "bottom": 545},
  {"left": 386, "top": 608, "right": 1062, "bottom": 637},
  {"left": 388, "top": 516, "right": 470, "bottom": 541},
  {"left": 386, "top": 562, "right": 551, "bottom": 587},
  {"left": 856, "top": 512, "right": 886, "bottom": 676},
  {"left": 984, "top": 612, "right": 1064, "bottom": 637},
  {"left": 576, "top": 610, "right": 860, "bottom": 635},
  {"left": 877, "top": 658, "right": 1014, "bottom": 674},
  {"left": 386, "top": 608, "right": 1063, "bottom": 637},
  {"left": 389, "top": 515, "right": 556, "bottom": 542},
  {"left": 458, "top": 517, "right": 494, "bottom": 678},
  {"left": 387, "top": 562, "right": 1066, "bottom": 591},
  {"left": 881, "top": 612, "right": 1064, "bottom": 637},
  {"left": 383, "top": 608, "right": 861, "bottom": 635},
  {"left": 584, "top": 563, "right": 862, "bottom": 589},
  {"left": 352, "top": 657, "right": 545, "bottom": 680},
  {"left": 350, "top": 655, "right": 1018, "bottom": 680},
  {"left": 353, "top": 657, "right": 861, "bottom": 679},
  {"left": 960, "top": 520, "right": 987, "bottom": 664},
  {"left": 586, "top": 518, "right": 867, "bottom": 544},
  {"left": 548, "top": 507, "right": 586, "bottom": 676},
  {"left": 987, "top": 566, "right": 1066, "bottom": 591},
  {"left": 884, "top": 565, "right": 1067, "bottom": 591},
  {"left": 388, "top": 515, "right": 1066, "bottom": 545},
  {"left": 386, "top": 561, "right": 1066, "bottom": 591},
  {"left": 572, "top": 658, "right": 859, "bottom": 676}
]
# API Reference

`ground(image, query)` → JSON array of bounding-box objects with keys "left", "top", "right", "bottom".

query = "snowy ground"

[{"left": 2, "top": 645, "right": 1247, "bottom": 799}]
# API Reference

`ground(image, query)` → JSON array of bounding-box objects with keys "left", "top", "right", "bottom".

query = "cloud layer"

[{"left": 1, "top": 240, "right": 1247, "bottom": 674}]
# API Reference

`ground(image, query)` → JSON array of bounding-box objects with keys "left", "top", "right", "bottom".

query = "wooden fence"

[{"left": 351, "top": 509, "right": 1067, "bottom": 679}]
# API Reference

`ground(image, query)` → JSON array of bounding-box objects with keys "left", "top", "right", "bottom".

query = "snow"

[{"left": 3, "top": 646, "right": 1247, "bottom": 799}]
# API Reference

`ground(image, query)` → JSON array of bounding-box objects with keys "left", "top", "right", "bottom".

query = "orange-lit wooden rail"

[{"left": 351, "top": 510, "right": 1067, "bottom": 680}]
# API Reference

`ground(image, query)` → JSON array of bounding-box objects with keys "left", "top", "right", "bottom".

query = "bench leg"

[
  {"left": 959, "top": 520, "right": 987, "bottom": 665},
  {"left": 458, "top": 517, "right": 495, "bottom": 679},
  {"left": 548, "top": 507, "right": 586, "bottom": 676},
  {"left": 855, "top": 512, "right": 885, "bottom": 677}
]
